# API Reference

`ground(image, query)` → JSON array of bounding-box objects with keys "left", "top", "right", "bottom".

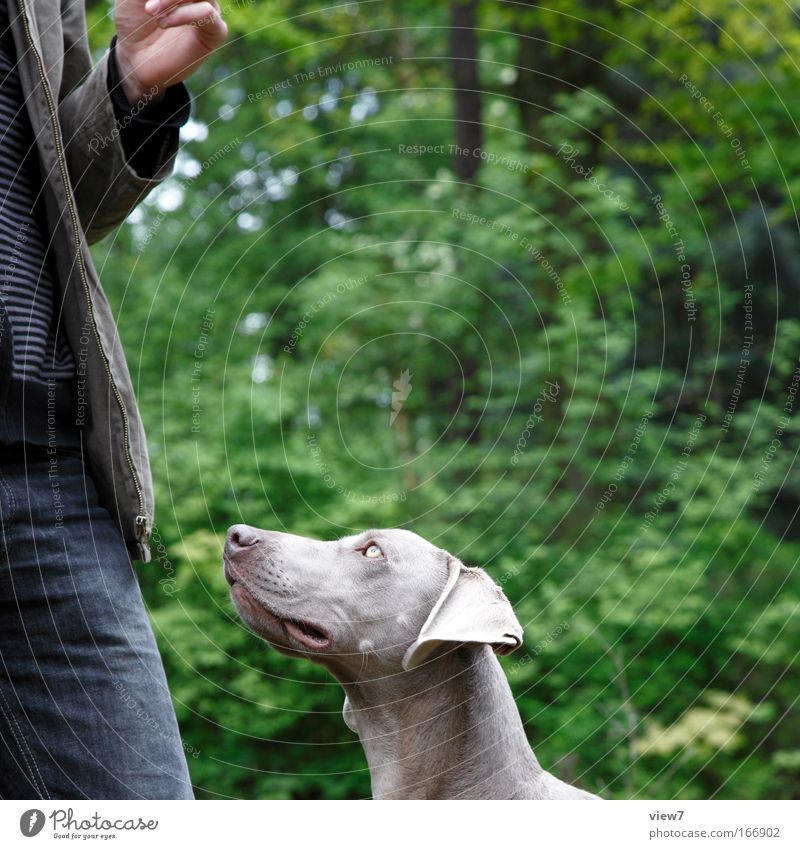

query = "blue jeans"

[{"left": 0, "top": 447, "right": 193, "bottom": 799}]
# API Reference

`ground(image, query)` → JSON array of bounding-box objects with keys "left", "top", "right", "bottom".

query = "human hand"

[{"left": 114, "top": 0, "right": 227, "bottom": 106}]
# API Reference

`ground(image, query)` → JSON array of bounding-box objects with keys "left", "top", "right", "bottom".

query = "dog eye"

[{"left": 362, "top": 543, "right": 384, "bottom": 559}]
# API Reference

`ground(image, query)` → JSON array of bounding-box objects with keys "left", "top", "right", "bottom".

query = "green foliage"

[{"left": 89, "top": 0, "right": 799, "bottom": 799}]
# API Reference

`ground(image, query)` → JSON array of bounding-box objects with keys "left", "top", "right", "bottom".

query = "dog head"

[{"left": 223, "top": 525, "right": 522, "bottom": 678}]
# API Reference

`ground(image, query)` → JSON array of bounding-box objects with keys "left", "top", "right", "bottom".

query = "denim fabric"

[{"left": 0, "top": 448, "right": 193, "bottom": 799}]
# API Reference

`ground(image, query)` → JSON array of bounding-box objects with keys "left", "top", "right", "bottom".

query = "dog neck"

[{"left": 340, "top": 645, "right": 544, "bottom": 799}]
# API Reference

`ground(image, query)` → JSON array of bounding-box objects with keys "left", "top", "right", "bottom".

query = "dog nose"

[{"left": 227, "top": 524, "right": 262, "bottom": 550}]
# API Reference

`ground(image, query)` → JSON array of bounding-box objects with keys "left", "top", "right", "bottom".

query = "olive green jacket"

[{"left": 7, "top": 0, "right": 177, "bottom": 561}]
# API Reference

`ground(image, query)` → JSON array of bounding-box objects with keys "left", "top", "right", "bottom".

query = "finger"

[
  {"left": 150, "top": 0, "right": 223, "bottom": 31},
  {"left": 156, "top": 2, "right": 227, "bottom": 37},
  {"left": 145, "top": 0, "right": 219, "bottom": 15}
]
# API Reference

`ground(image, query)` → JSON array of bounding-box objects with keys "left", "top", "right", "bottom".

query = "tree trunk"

[
  {"left": 510, "top": 0, "right": 625, "bottom": 153},
  {"left": 449, "top": 0, "right": 482, "bottom": 181}
]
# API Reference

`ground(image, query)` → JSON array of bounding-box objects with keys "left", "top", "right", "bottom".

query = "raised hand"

[{"left": 114, "top": 0, "right": 228, "bottom": 105}]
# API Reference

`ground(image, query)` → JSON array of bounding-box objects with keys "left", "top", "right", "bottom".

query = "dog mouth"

[
  {"left": 282, "top": 618, "right": 331, "bottom": 650},
  {"left": 225, "top": 563, "right": 332, "bottom": 652}
]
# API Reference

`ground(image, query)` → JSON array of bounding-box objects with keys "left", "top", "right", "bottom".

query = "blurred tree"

[{"left": 86, "top": 0, "right": 800, "bottom": 800}]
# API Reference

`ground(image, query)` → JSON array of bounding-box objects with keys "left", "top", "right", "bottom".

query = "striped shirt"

[{"left": 0, "top": 9, "right": 75, "bottom": 382}]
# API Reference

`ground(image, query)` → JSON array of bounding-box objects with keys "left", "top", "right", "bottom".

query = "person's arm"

[{"left": 56, "top": 0, "right": 226, "bottom": 245}]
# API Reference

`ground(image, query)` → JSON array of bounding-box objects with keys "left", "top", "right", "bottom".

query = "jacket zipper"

[{"left": 17, "top": 0, "right": 151, "bottom": 558}]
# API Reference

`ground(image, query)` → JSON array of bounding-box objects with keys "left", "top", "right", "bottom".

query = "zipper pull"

[{"left": 135, "top": 515, "right": 152, "bottom": 563}]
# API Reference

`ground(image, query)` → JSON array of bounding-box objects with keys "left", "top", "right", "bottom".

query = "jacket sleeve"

[
  {"left": 56, "top": 0, "right": 189, "bottom": 244},
  {"left": 107, "top": 38, "right": 191, "bottom": 180}
]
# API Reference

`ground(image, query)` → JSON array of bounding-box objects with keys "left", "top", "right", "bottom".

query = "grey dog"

[{"left": 224, "top": 525, "right": 599, "bottom": 800}]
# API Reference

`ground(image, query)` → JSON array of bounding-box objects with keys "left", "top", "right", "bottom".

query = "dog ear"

[{"left": 402, "top": 557, "right": 523, "bottom": 671}]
